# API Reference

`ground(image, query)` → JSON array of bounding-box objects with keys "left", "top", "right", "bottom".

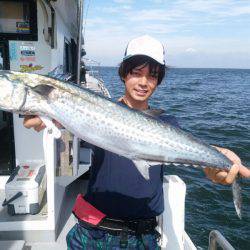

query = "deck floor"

[
  {"left": 24, "top": 178, "right": 88, "bottom": 249},
  {"left": 0, "top": 177, "right": 88, "bottom": 249},
  {"left": 0, "top": 190, "right": 47, "bottom": 222}
]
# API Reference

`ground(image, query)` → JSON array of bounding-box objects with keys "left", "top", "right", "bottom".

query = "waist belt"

[
  {"left": 72, "top": 194, "right": 157, "bottom": 235},
  {"left": 79, "top": 217, "right": 157, "bottom": 235}
]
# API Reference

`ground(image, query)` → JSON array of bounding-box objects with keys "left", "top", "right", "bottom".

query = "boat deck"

[
  {"left": 0, "top": 190, "right": 48, "bottom": 223},
  {"left": 25, "top": 178, "right": 88, "bottom": 249},
  {"left": 0, "top": 177, "right": 88, "bottom": 249}
]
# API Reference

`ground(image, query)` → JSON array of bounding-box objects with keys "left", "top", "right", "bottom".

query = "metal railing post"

[
  {"left": 208, "top": 230, "right": 235, "bottom": 250},
  {"left": 73, "top": 0, "right": 84, "bottom": 176}
]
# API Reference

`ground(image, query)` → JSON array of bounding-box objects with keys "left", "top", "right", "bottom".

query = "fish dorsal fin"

[
  {"left": 31, "top": 84, "right": 55, "bottom": 97},
  {"left": 142, "top": 109, "right": 165, "bottom": 117}
]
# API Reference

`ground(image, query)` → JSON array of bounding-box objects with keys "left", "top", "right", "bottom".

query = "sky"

[{"left": 83, "top": 0, "right": 250, "bottom": 68}]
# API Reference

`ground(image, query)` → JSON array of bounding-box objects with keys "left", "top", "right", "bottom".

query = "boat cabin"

[
  {"left": 0, "top": 0, "right": 78, "bottom": 177},
  {"left": 0, "top": 0, "right": 90, "bottom": 245}
]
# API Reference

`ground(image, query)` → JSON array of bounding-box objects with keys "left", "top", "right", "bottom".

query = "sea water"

[{"left": 97, "top": 67, "right": 250, "bottom": 249}]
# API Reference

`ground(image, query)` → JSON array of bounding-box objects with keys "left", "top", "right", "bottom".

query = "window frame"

[
  {"left": 0, "top": 0, "right": 38, "bottom": 41},
  {"left": 0, "top": 40, "right": 10, "bottom": 69}
]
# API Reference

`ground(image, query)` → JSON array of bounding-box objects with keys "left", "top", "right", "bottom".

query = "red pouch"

[{"left": 72, "top": 194, "right": 106, "bottom": 226}]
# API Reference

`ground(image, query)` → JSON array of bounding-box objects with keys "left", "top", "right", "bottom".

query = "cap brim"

[{"left": 123, "top": 54, "right": 165, "bottom": 65}]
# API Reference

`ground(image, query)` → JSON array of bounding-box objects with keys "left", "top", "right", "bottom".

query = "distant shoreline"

[{"left": 92, "top": 66, "right": 250, "bottom": 70}]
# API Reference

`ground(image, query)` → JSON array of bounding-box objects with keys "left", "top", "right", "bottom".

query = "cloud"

[
  {"left": 128, "top": 23, "right": 178, "bottom": 36},
  {"left": 175, "top": 0, "right": 250, "bottom": 18},
  {"left": 126, "top": 9, "right": 186, "bottom": 22},
  {"left": 151, "top": 0, "right": 165, "bottom": 3},
  {"left": 218, "top": 6, "right": 250, "bottom": 17},
  {"left": 175, "top": 0, "right": 232, "bottom": 12},
  {"left": 102, "top": 4, "right": 132, "bottom": 14},
  {"left": 113, "top": 0, "right": 133, "bottom": 3},
  {"left": 83, "top": 0, "right": 250, "bottom": 68},
  {"left": 185, "top": 48, "right": 197, "bottom": 53}
]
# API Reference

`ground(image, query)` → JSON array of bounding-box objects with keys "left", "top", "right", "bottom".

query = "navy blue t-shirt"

[{"left": 84, "top": 114, "right": 179, "bottom": 220}]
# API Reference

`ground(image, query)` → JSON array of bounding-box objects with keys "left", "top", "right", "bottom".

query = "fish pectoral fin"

[
  {"left": 132, "top": 160, "right": 151, "bottom": 180},
  {"left": 32, "top": 84, "right": 55, "bottom": 97},
  {"left": 132, "top": 160, "right": 164, "bottom": 179},
  {"left": 142, "top": 109, "right": 165, "bottom": 117}
]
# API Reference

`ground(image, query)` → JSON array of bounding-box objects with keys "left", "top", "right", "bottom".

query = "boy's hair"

[{"left": 118, "top": 55, "right": 166, "bottom": 85}]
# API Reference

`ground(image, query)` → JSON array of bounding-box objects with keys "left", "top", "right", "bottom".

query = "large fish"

[{"left": 0, "top": 70, "right": 242, "bottom": 218}]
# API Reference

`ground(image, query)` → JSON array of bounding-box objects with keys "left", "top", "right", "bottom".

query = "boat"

[{"left": 0, "top": 1, "right": 235, "bottom": 249}]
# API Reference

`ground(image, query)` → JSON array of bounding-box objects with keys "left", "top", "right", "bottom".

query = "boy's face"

[{"left": 123, "top": 64, "right": 158, "bottom": 103}]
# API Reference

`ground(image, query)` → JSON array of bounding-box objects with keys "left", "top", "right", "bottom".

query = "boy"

[{"left": 24, "top": 35, "right": 249, "bottom": 249}]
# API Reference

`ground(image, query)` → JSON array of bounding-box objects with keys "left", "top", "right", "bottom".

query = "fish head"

[{"left": 0, "top": 70, "right": 27, "bottom": 112}]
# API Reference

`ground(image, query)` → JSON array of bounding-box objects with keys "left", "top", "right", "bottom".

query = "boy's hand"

[
  {"left": 23, "top": 115, "right": 46, "bottom": 132},
  {"left": 204, "top": 147, "right": 249, "bottom": 185},
  {"left": 23, "top": 115, "right": 63, "bottom": 132}
]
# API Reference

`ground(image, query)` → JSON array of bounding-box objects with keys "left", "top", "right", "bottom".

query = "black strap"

[
  {"left": 98, "top": 217, "right": 157, "bottom": 235},
  {"left": 2, "top": 192, "right": 23, "bottom": 207},
  {"left": 78, "top": 216, "right": 157, "bottom": 235}
]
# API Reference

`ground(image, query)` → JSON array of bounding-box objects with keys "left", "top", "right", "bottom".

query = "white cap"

[{"left": 123, "top": 35, "right": 165, "bottom": 65}]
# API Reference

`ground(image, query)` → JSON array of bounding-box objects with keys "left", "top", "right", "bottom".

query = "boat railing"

[
  {"left": 208, "top": 230, "right": 235, "bottom": 250},
  {"left": 82, "top": 57, "right": 102, "bottom": 78},
  {"left": 48, "top": 65, "right": 74, "bottom": 81},
  {"left": 81, "top": 58, "right": 111, "bottom": 98}
]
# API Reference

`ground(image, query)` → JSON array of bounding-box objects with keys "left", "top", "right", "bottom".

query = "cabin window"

[
  {"left": 0, "top": 41, "right": 9, "bottom": 69},
  {"left": 0, "top": 48, "right": 3, "bottom": 70},
  {"left": 0, "top": 0, "right": 37, "bottom": 41},
  {"left": 0, "top": 111, "right": 15, "bottom": 175},
  {"left": 63, "top": 38, "right": 73, "bottom": 74},
  {"left": 63, "top": 38, "right": 77, "bottom": 80}
]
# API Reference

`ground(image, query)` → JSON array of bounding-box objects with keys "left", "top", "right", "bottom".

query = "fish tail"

[{"left": 232, "top": 178, "right": 242, "bottom": 219}]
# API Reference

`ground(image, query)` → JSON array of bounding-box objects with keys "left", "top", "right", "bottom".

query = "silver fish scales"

[{"left": 0, "top": 70, "right": 242, "bottom": 218}]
